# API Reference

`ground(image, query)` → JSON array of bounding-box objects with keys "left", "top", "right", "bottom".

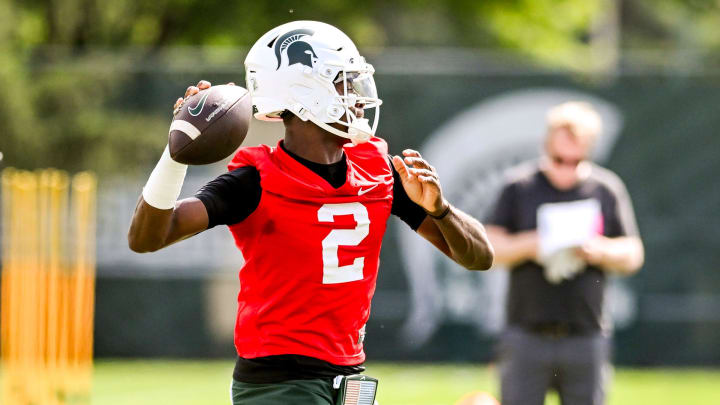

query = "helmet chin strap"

[
  {"left": 308, "top": 113, "right": 375, "bottom": 144},
  {"left": 311, "top": 119, "right": 371, "bottom": 144}
]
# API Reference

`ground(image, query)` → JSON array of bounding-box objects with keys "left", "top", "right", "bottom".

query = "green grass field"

[{"left": 85, "top": 360, "right": 720, "bottom": 405}]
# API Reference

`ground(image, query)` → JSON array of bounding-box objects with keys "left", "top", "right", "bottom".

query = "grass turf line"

[{"left": 67, "top": 360, "right": 720, "bottom": 404}]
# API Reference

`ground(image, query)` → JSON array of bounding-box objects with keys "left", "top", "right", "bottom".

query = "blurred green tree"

[{"left": 0, "top": 0, "right": 718, "bottom": 173}]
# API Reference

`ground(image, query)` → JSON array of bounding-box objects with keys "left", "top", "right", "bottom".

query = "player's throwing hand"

[
  {"left": 172, "top": 80, "right": 236, "bottom": 115},
  {"left": 173, "top": 80, "right": 211, "bottom": 115},
  {"left": 392, "top": 149, "right": 448, "bottom": 217}
]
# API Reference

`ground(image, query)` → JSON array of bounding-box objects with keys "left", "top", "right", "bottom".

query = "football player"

[{"left": 128, "top": 21, "right": 494, "bottom": 405}]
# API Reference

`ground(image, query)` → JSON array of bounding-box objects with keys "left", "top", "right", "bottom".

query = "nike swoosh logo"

[
  {"left": 188, "top": 92, "right": 210, "bottom": 116},
  {"left": 358, "top": 184, "right": 378, "bottom": 196}
]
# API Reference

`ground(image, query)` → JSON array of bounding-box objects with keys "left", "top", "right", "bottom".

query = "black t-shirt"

[
  {"left": 486, "top": 162, "right": 639, "bottom": 334},
  {"left": 195, "top": 144, "right": 427, "bottom": 383}
]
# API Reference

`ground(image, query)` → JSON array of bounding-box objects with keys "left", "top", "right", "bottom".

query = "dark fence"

[{"left": 4, "top": 48, "right": 720, "bottom": 365}]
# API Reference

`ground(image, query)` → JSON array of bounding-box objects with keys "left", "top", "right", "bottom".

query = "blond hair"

[{"left": 546, "top": 101, "right": 602, "bottom": 146}]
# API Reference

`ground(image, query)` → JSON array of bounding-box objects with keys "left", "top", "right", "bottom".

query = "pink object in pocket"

[{"left": 593, "top": 213, "right": 604, "bottom": 235}]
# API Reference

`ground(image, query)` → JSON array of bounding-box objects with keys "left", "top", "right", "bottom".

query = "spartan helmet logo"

[{"left": 273, "top": 28, "right": 318, "bottom": 70}]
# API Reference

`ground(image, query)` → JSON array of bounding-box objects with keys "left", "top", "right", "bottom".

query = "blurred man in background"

[{"left": 485, "top": 101, "right": 644, "bottom": 405}]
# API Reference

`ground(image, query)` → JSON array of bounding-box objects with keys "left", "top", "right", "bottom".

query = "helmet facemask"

[{"left": 311, "top": 67, "right": 382, "bottom": 144}]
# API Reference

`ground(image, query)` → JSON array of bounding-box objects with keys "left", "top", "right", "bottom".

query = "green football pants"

[{"left": 231, "top": 378, "right": 338, "bottom": 405}]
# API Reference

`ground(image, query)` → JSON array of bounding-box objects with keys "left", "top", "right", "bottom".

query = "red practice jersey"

[{"left": 226, "top": 138, "right": 394, "bottom": 365}]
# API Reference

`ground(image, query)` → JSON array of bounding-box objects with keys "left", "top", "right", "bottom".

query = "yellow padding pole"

[{"left": 1, "top": 168, "right": 96, "bottom": 405}]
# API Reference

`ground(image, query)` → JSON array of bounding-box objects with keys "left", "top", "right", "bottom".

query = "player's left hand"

[{"left": 392, "top": 150, "right": 448, "bottom": 216}]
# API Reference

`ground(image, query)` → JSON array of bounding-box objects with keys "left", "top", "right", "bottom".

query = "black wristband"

[{"left": 427, "top": 204, "right": 451, "bottom": 220}]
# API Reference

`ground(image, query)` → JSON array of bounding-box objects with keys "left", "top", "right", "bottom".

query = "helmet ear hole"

[
  {"left": 327, "top": 105, "right": 343, "bottom": 120},
  {"left": 319, "top": 65, "right": 335, "bottom": 79}
]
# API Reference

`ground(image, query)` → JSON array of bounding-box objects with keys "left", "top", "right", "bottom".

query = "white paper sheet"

[
  {"left": 537, "top": 198, "right": 602, "bottom": 284},
  {"left": 538, "top": 198, "right": 602, "bottom": 258}
]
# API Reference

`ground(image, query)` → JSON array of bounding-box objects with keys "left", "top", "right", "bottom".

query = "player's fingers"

[
  {"left": 392, "top": 155, "right": 413, "bottom": 182},
  {"left": 173, "top": 98, "right": 183, "bottom": 109},
  {"left": 184, "top": 85, "right": 199, "bottom": 98},
  {"left": 418, "top": 175, "right": 440, "bottom": 186},
  {"left": 411, "top": 157, "right": 436, "bottom": 173},
  {"left": 197, "top": 80, "right": 211, "bottom": 90},
  {"left": 403, "top": 156, "right": 432, "bottom": 170},
  {"left": 402, "top": 149, "right": 422, "bottom": 158},
  {"left": 422, "top": 161, "right": 437, "bottom": 175},
  {"left": 409, "top": 168, "right": 436, "bottom": 179}
]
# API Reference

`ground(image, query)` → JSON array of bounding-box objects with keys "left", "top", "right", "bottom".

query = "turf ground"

[{"left": 84, "top": 360, "right": 720, "bottom": 405}]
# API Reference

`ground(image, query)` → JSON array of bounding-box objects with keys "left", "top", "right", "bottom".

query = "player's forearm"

[
  {"left": 128, "top": 197, "right": 174, "bottom": 252},
  {"left": 128, "top": 197, "right": 209, "bottom": 253},
  {"left": 431, "top": 203, "right": 494, "bottom": 270},
  {"left": 596, "top": 236, "right": 644, "bottom": 275},
  {"left": 128, "top": 146, "right": 209, "bottom": 253},
  {"left": 485, "top": 226, "right": 538, "bottom": 267}
]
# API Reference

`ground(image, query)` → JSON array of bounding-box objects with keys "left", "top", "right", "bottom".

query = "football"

[{"left": 169, "top": 84, "right": 252, "bottom": 165}]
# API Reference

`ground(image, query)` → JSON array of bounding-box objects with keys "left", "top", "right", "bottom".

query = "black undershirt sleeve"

[
  {"left": 389, "top": 157, "right": 427, "bottom": 231},
  {"left": 194, "top": 166, "right": 262, "bottom": 229}
]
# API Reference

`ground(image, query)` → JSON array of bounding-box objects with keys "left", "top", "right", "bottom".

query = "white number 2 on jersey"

[{"left": 317, "top": 202, "right": 370, "bottom": 284}]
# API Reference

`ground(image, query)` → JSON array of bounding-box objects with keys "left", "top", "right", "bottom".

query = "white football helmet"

[{"left": 244, "top": 21, "right": 381, "bottom": 144}]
